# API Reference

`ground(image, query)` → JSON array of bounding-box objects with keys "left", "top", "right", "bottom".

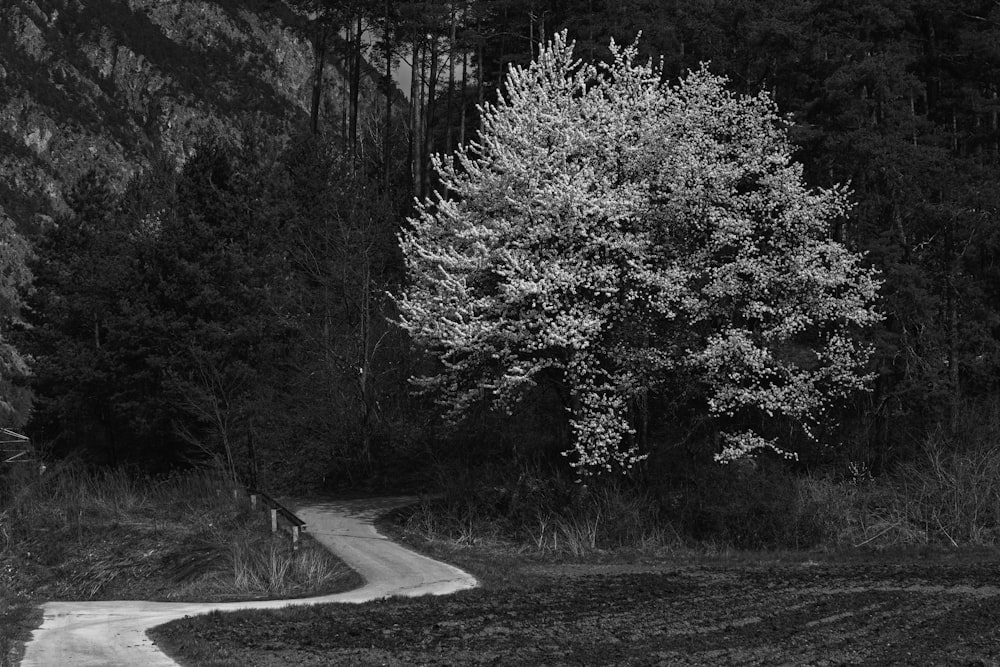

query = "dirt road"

[{"left": 20, "top": 497, "right": 477, "bottom": 666}]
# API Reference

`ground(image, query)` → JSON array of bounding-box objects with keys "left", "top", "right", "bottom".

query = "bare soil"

[{"left": 152, "top": 555, "right": 1000, "bottom": 666}]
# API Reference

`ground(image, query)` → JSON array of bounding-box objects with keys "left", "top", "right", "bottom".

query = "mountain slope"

[{"left": 0, "top": 0, "right": 379, "bottom": 229}]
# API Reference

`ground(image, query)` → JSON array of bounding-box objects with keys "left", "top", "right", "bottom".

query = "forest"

[{"left": 3, "top": 0, "right": 1000, "bottom": 548}]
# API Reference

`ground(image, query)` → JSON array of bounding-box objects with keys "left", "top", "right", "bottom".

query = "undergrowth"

[
  {"left": 0, "top": 462, "right": 357, "bottom": 666},
  {"left": 397, "top": 430, "right": 1000, "bottom": 558},
  {"left": 810, "top": 429, "right": 1000, "bottom": 549},
  {"left": 397, "top": 463, "right": 681, "bottom": 557}
]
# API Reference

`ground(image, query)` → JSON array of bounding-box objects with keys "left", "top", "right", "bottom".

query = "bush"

[
  {"left": 794, "top": 404, "right": 1000, "bottom": 550},
  {"left": 891, "top": 430, "right": 1000, "bottom": 546}
]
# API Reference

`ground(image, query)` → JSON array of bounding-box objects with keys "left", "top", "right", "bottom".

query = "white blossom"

[{"left": 395, "top": 32, "right": 881, "bottom": 471}]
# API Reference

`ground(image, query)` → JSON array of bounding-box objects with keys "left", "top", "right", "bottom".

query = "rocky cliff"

[{"left": 0, "top": 0, "right": 383, "bottom": 229}]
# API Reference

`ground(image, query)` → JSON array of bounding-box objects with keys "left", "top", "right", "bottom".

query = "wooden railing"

[
  {"left": 247, "top": 489, "right": 307, "bottom": 550},
  {"left": 0, "top": 428, "right": 34, "bottom": 468}
]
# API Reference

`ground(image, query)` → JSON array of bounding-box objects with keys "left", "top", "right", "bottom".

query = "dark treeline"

[
  {"left": 13, "top": 0, "right": 1000, "bottom": 494},
  {"left": 19, "top": 136, "right": 414, "bottom": 488}
]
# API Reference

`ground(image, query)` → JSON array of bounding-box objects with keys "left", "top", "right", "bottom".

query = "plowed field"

[{"left": 153, "top": 558, "right": 1000, "bottom": 665}]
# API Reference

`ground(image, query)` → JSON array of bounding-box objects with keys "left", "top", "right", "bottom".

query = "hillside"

[{"left": 0, "top": 0, "right": 384, "bottom": 229}]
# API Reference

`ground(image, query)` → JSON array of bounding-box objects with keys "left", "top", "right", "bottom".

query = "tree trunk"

[
  {"left": 529, "top": 1, "right": 534, "bottom": 58},
  {"left": 341, "top": 22, "right": 350, "bottom": 153},
  {"left": 636, "top": 389, "right": 648, "bottom": 455},
  {"left": 445, "top": 5, "right": 456, "bottom": 152},
  {"left": 350, "top": 13, "right": 364, "bottom": 169},
  {"left": 311, "top": 28, "right": 328, "bottom": 135},
  {"left": 409, "top": 37, "right": 422, "bottom": 196},
  {"left": 945, "top": 220, "right": 961, "bottom": 433},
  {"left": 358, "top": 259, "right": 374, "bottom": 470},
  {"left": 383, "top": 0, "right": 393, "bottom": 192},
  {"left": 477, "top": 12, "right": 484, "bottom": 106},
  {"left": 246, "top": 415, "right": 259, "bottom": 488},
  {"left": 893, "top": 204, "right": 909, "bottom": 261},
  {"left": 422, "top": 32, "right": 438, "bottom": 196},
  {"left": 460, "top": 46, "right": 468, "bottom": 145},
  {"left": 992, "top": 87, "right": 998, "bottom": 157}
]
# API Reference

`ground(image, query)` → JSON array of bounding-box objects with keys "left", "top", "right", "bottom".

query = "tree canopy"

[
  {"left": 0, "top": 211, "right": 32, "bottom": 427},
  {"left": 397, "top": 33, "right": 881, "bottom": 472}
]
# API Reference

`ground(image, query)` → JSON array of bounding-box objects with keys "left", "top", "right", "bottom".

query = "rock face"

[{"left": 0, "top": 0, "right": 378, "bottom": 228}]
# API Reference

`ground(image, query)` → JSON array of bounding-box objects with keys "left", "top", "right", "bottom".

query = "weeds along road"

[{"left": 20, "top": 497, "right": 477, "bottom": 667}]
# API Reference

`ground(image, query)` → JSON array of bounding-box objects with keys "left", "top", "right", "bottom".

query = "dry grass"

[
  {"left": 796, "top": 437, "right": 1000, "bottom": 550},
  {"left": 0, "top": 462, "right": 357, "bottom": 665},
  {"left": 398, "top": 479, "right": 680, "bottom": 559},
  {"left": 401, "top": 423, "right": 1000, "bottom": 560},
  {"left": 524, "top": 485, "right": 677, "bottom": 556}
]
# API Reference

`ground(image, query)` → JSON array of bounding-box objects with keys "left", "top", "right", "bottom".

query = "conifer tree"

[{"left": 0, "top": 212, "right": 32, "bottom": 426}]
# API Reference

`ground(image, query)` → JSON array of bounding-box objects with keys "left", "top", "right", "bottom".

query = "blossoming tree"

[{"left": 396, "top": 33, "right": 881, "bottom": 472}]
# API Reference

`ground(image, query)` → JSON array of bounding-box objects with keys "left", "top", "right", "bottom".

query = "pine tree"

[
  {"left": 0, "top": 211, "right": 32, "bottom": 427},
  {"left": 24, "top": 170, "right": 132, "bottom": 460}
]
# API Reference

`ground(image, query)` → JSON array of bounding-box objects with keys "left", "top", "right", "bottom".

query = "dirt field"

[{"left": 153, "top": 555, "right": 1000, "bottom": 665}]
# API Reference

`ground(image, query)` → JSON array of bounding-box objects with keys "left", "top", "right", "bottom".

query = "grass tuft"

[{"left": 398, "top": 468, "right": 677, "bottom": 558}]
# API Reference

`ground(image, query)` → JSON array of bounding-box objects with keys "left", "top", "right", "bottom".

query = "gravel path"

[{"left": 20, "top": 497, "right": 477, "bottom": 666}]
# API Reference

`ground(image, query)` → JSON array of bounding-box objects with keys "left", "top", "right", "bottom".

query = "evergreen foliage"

[
  {"left": 23, "top": 148, "right": 293, "bottom": 470},
  {"left": 0, "top": 212, "right": 32, "bottom": 426}
]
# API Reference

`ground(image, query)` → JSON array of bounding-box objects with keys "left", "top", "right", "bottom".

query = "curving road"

[{"left": 21, "top": 497, "right": 477, "bottom": 666}]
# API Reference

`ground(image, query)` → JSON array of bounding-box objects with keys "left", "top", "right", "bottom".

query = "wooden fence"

[
  {"left": 0, "top": 428, "right": 36, "bottom": 470},
  {"left": 245, "top": 488, "right": 307, "bottom": 550}
]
